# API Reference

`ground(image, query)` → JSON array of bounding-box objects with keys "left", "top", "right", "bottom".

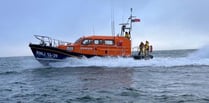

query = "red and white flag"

[{"left": 131, "top": 18, "right": 140, "bottom": 22}]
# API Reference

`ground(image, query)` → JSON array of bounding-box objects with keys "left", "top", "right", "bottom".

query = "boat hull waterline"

[{"left": 30, "top": 44, "right": 153, "bottom": 64}]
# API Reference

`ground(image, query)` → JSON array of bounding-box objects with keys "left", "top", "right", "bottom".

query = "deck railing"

[{"left": 34, "top": 35, "right": 70, "bottom": 47}]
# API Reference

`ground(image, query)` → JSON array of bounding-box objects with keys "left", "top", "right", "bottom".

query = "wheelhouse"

[{"left": 59, "top": 35, "right": 131, "bottom": 57}]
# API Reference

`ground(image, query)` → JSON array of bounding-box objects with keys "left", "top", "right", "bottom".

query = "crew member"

[
  {"left": 145, "top": 41, "right": 149, "bottom": 56},
  {"left": 125, "top": 32, "right": 130, "bottom": 39},
  {"left": 138, "top": 42, "right": 144, "bottom": 56}
]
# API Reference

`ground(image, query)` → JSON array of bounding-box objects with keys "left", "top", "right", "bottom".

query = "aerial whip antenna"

[
  {"left": 111, "top": 1, "right": 115, "bottom": 36},
  {"left": 130, "top": 8, "right": 133, "bottom": 32}
]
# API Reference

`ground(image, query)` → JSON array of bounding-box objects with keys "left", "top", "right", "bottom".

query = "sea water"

[{"left": 1, "top": 48, "right": 209, "bottom": 103}]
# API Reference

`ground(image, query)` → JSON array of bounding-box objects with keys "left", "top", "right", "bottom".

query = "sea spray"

[
  {"left": 47, "top": 56, "right": 209, "bottom": 68},
  {"left": 18, "top": 49, "right": 209, "bottom": 69},
  {"left": 188, "top": 45, "right": 209, "bottom": 59}
]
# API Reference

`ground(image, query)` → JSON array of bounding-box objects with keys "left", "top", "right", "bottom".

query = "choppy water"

[{"left": 1, "top": 48, "right": 209, "bottom": 103}]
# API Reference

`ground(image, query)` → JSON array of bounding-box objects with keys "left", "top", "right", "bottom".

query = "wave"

[
  {"left": 47, "top": 56, "right": 209, "bottom": 68},
  {"left": 188, "top": 45, "right": 209, "bottom": 59},
  {"left": 19, "top": 57, "right": 50, "bottom": 70},
  {"left": 0, "top": 71, "right": 20, "bottom": 75},
  {"left": 47, "top": 47, "right": 209, "bottom": 68}
]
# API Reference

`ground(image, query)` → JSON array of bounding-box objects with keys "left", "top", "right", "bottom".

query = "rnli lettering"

[
  {"left": 36, "top": 51, "right": 58, "bottom": 58},
  {"left": 80, "top": 47, "right": 93, "bottom": 50},
  {"left": 36, "top": 51, "right": 45, "bottom": 56}
]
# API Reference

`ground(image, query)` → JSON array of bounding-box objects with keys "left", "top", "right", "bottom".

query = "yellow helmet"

[{"left": 146, "top": 41, "right": 149, "bottom": 43}]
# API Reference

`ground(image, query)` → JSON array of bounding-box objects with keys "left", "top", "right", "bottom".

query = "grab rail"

[{"left": 34, "top": 35, "right": 71, "bottom": 47}]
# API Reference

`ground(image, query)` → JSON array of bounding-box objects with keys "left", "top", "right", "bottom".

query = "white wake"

[
  {"left": 48, "top": 56, "right": 209, "bottom": 68},
  {"left": 24, "top": 46, "right": 209, "bottom": 68}
]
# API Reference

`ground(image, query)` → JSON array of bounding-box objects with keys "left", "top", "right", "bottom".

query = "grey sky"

[{"left": 0, "top": 0, "right": 209, "bottom": 57}]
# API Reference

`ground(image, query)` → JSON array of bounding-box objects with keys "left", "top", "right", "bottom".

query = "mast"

[
  {"left": 111, "top": 1, "right": 115, "bottom": 36},
  {"left": 130, "top": 8, "right": 133, "bottom": 33},
  {"left": 119, "top": 8, "right": 139, "bottom": 38},
  {"left": 111, "top": 9, "right": 115, "bottom": 36}
]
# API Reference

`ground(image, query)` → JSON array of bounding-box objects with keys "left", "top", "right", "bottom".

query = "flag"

[{"left": 131, "top": 18, "right": 140, "bottom": 22}]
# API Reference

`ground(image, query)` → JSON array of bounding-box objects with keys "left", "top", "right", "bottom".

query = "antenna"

[
  {"left": 111, "top": 10, "right": 115, "bottom": 36},
  {"left": 130, "top": 8, "right": 133, "bottom": 32},
  {"left": 111, "top": 1, "right": 115, "bottom": 36}
]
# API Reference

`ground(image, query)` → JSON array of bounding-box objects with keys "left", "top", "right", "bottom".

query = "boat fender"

[{"left": 149, "top": 45, "right": 153, "bottom": 52}]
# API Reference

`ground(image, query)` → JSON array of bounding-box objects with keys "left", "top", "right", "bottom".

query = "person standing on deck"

[
  {"left": 125, "top": 32, "right": 131, "bottom": 39},
  {"left": 145, "top": 41, "right": 149, "bottom": 56},
  {"left": 138, "top": 42, "right": 144, "bottom": 56}
]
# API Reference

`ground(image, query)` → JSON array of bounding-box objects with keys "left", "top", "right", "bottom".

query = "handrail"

[
  {"left": 34, "top": 35, "right": 71, "bottom": 47},
  {"left": 132, "top": 46, "right": 139, "bottom": 51},
  {"left": 132, "top": 46, "right": 139, "bottom": 55}
]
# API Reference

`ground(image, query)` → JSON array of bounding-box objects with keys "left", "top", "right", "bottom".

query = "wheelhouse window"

[
  {"left": 104, "top": 40, "right": 114, "bottom": 45},
  {"left": 94, "top": 40, "right": 103, "bottom": 45},
  {"left": 82, "top": 39, "right": 93, "bottom": 45}
]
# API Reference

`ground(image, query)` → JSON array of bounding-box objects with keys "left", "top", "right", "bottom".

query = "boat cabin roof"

[{"left": 82, "top": 35, "right": 124, "bottom": 40}]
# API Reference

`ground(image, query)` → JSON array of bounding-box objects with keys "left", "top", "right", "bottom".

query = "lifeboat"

[
  {"left": 29, "top": 9, "right": 153, "bottom": 64},
  {"left": 29, "top": 35, "right": 131, "bottom": 61}
]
